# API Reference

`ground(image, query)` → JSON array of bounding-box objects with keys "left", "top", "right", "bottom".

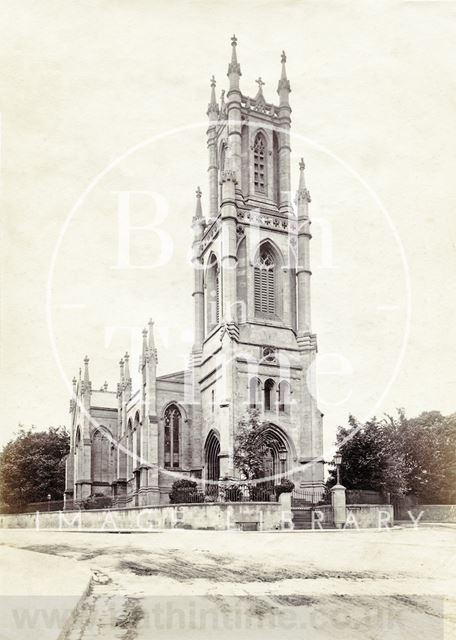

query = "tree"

[
  {"left": 327, "top": 414, "right": 409, "bottom": 498},
  {"left": 394, "top": 410, "right": 456, "bottom": 502},
  {"left": 233, "top": 409, "right": 270, "bottom": 480},
  {"left": 0, "top": 426, "right": 70, "bottom": 512},
  {"left": 327, "top": 411, "right": 456, "bottom": 503}
]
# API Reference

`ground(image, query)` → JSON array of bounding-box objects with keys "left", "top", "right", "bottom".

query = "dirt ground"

[{"left": 1, "top": 525, "right": 455, "bottom": 639}]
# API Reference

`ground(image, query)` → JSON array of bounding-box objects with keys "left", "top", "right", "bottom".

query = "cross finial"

[
  {"left": 256, "top": 77, "right": 265, "bottom": 89},
  {"left": 281, "top": 50, "right": 287, "bottom": 64},
  {"left": 210, "top": 75, "right": 216, "bottom": 88},
  {"left": 299, "top": 158, "right": 305, "bottom": 171},
  {"left": 231, "top": 34, "right": 237, "bottom": 47},
  {"left": 196, "top": 186, "right": 202, "bottom": 198}
]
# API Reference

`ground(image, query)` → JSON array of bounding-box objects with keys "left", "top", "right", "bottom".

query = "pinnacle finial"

[
  {"left": 141, "top": 327, "right": 148, "bottom": 366},
  {"left": 254, "top": 77, "right": 265, "bottom": 104},
  {"left": 124, "top": 351, "right": 131, "bottom": 381},
  {"left": 296, "top": 158, "right": 311, "bottom": 205},
  {"left": 277, "top": 49, "right": 291, "bottom": 101},
  {"left": 195, "top": 186, "right": 203, "bottom": 218},
  {"left": 148, "top": 318, "right": 156, "bottom": 351},
  {"left": 227, "top": 34, "right": 241, "bottom": 84},
  {"left": 83, "top": 355, "right": 90, "bottom": 392},
  {"left": 207, "top": 75, "right": 219, "bottom": 118}
]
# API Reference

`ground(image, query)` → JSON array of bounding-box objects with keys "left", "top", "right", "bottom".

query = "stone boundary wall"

[
  {"left": 395, "top": 504, "right": 456, "bottom": 523},
  {"left": 0, "top": 502, "right": 284, "bottom": 531},
  {"left": 0, "top": 502, "right": 395, "bottom": 531},
  {"left": 346, "top": 505, "right": 394, "bottom": 528}
]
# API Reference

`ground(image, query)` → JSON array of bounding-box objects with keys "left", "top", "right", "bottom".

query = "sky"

[{"left": 1, "top": 0, "right": 455, "bottom": 452}]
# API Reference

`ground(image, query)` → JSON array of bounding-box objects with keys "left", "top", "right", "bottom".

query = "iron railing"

[{"left": 291, "top": 487, "right": 327, "bottom": 505}]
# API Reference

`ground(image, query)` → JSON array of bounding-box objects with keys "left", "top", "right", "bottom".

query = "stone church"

[{"left": 65, "top": 37, "right": 324, "bottom": 506}]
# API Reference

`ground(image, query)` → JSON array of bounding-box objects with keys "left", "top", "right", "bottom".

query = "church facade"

[{"left": 64, "top": 37, "right": 324, "bottom": 507}]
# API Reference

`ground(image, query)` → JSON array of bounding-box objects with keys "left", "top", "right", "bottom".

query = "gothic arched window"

[
  {"left": 91, "top": 429, "right": 110, "bottom": 483},
  {"left": 164, "top": 404, "right": 181, "bottom": 468},
  {"left": 254, "top": 246, "right": 276, "bottom": 316},
  {"left": 249, "top": 377, "right": 262, "bottom": 409},
  {"left": 206, "top": 254, "right": 220, "bottom": 332},
  {"left": 264, "top": 379, "right": 275, "bottom": 411},
  {"left": 254, "top": 132, "right": 267, "bottom": 193},
  {"left": 127, "top": 419, "right": 133, "bottom": 478},
  {"left": 75, "top": 426, "right": 82, "bottom": 481},
  {"left": 278, "top": 380, "right": 290, "bottom": 413}
]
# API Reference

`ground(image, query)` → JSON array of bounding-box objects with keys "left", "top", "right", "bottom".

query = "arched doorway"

[
  {"left": 204, "top": 430, "right": 220, "bottom": 484},
  {"left": 259, "top": 424, "right": 291, "bottom": 486}
]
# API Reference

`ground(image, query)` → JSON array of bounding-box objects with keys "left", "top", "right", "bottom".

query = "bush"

[
  {"left": 169, "top": 479, "right": 203, "bottom": 504},
  {"left": 81, "top": 493, "right": 112, "bottom": 510},
  {"left": 275, "top": 479, "right": 295, "bottom": 498}
]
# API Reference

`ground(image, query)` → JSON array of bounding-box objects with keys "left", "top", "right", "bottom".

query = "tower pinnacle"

[
  {"left": 227, "top": 34, "right": 241, "bottom": 91},
  {"left": 148, "top": 318, "right": 155, "bottom": 350},
  {"left": 296, "top": 158, "right": 311, "bottom": 208},
  {"left": 82, "top": 356, "right": 91, "bottom": 396},
  {"left": 124, "top": 352, "right": 131, "bottom": 382},
  {"left": 207, "top": 75, "right": 219, "bottom": 119},
  {"left": 195, "top": 186, "right": 203, "bottom": 218},
  {"left": 141, "top": 327, "right": 148, "bottom": 366},
  {"left": 277, "top": 50, "right": 291, "bottom": 106}
]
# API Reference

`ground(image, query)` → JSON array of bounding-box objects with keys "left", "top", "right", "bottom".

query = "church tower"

[{"left": 193, "top": 37, "right": 324, "bottom": 492}]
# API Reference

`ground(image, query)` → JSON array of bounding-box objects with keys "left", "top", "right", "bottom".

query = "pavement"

[
  {"left": 0, "top": 526, "right": 455, "bottom": 639},
  {"left": 0, "top": 545, "right": 92, "bottom": 640}
]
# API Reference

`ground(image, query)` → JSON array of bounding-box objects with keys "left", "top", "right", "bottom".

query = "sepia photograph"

[{"left": 0, "top": 1, "right": 455, "bottom": 638}]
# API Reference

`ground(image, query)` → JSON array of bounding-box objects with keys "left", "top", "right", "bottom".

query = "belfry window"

[
  {"left": 164, "top": 404, "right": 181, "bottom": 468},
  {"left": 253, "top": 133, "right": 267, "bottom": 193},
  {"left": 206, "top": 255, "right": 220, "bottom": 332},
  {"left": 254, "top": 247, "right": 276, "bottom": 315},
  {"left": 278, "top": 381, "right": 291, "bottom": 413},
  {"left": 264, "top": 379, "right": 275, "bottom": 411},
  {"left": 249, "top": 378, "right": 261, "bottom": 409}
]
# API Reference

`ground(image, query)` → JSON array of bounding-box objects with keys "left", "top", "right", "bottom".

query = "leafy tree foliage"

[
  {"left": 233, "top": 409, "right": 271, "bottom": 480},
  {"left": 327, "top": 411, "right": 456, "bottom": 502},
  {"left": 0, "top": 426, "right": 69, "bottom": 512}
]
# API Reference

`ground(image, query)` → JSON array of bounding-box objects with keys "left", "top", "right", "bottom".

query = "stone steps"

[{"left": 292, "top": 508, "right": 334, "bottom": 530}]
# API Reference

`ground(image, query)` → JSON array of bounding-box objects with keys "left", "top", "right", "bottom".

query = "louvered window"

[
  {"left": 254, "top": 133, "right": 266, "bottom": 193},
  {"left": 206, "top": 256, "right": 220, "bottom": 331},
  {"left": 254, "top": 248, "right": 275, "bottom": 315}
]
